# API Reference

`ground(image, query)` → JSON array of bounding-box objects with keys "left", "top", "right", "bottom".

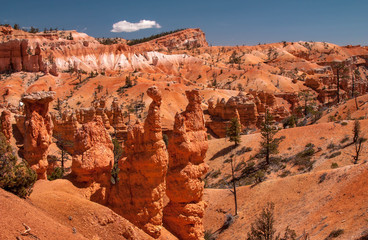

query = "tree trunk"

[
  {"left": 61, "top": 149, "right": 65, "bottom": 170},
  {"left": 351, "top": 73, "right": 355, "bottom": 99},
  {"left": 230, "top": 158, "right": 238, "bottom": 216},
  {"left": 266, "top": 142, "right": 270, "bottom": 165},
  {"left": 336, "top": 69, "right": 340, "bottom": 103}
]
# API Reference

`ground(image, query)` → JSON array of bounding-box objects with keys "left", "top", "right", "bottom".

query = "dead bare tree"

[{"left": 352, "top": 120, "right": 366, "bottom": 164}]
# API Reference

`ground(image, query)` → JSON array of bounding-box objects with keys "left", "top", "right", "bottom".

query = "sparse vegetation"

[
  {"left": 48, "top": 167, "right": 64, "bottom": 181},
  {"left": 328, "top": 151, "right": 341, "bottom": 159},
  {"left": 293, "top": 145, "right": 316, "bottom": 171},
  {"left": 331, "top": 162, "right": 339, "bottom": 169},
  {"left": 260, "top": 110, "right": 279, "bottom": 165},
  {"left": 247, "top": 202, "right": 297, "bottom": 240},
  {"left": 352, "top": 120, "right": 366, "bottom": 164},
  {"left": 0, "top": 133, "right": 36, "bottom": 198},
  {"left": 325, "top": 229, "right": 344, "bottom": 239},
  {"left": 111, "top": 138, "right": 123, "bottom": 185},
  {"left": 226, "top": 117, "right": 242, "bottom": 146},
  {"left": 127, "top": 29, "right": 186, "bottom": 46}
]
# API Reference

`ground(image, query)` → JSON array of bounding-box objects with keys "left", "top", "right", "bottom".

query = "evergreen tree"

[
  {"left": 226, "top": 117, "right": 241, "bottom": 146},
  {"left": 111, "top": 138, "right": 123, "bottom": 184},
  {"left": 247, "top": 202, "right": 297, "bottom": 240},
  {"left": 261, "top": 109, "right": 279, "bottom": 165}
]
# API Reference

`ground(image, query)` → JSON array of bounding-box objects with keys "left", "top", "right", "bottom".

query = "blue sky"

[{"left": 1, "top": 0, "right": 367, "bottom": 46}]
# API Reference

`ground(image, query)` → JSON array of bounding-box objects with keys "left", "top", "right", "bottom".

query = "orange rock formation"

[
  {"left": 164, "top": 89, "right": 209, "bottom": 240},
  {"left": 22, "top": 91, "right": 55, "bottom": 179},
  {"left": 109, "top": 86, "right": 169, "bottom": 238},
  {"left": 207, "top": 91, "right": 299, "bottom": 137},
  {"left": 0, "top": 109, "right": 12, "bottom": 141},
  {"left": 71, "top": 116, "right": 113, "bottom": 183}
]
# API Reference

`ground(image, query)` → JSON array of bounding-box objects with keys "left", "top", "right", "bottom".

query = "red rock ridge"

[{"left": 130, "top": 28, "right": 208, "bottom": 52}]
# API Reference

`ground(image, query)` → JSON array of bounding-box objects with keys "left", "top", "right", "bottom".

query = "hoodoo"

[
  {"left": 164, "top": 89, "right": 209, "bottom": 240},
  {"left": 109, "top": 86, "right": 169, "bottom": 238},
  {"left": 22, "top": 91, "right": 55, "bottom": 179}
]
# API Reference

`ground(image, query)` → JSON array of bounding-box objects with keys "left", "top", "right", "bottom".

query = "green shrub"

[
  {"left": 236, "top": 146, "right": 252, "bottom": 155},
  {"left": 279, "top": 170, "right": 291, "bottom": 178},
  {"left": 282, "top": 115, "right": 297, "bottom": 128},
  {"left": 47, "top": 167, "right": 64, "bottom": 181},
  {"left": 254, "top": 170, "right": 266, "bottom": 183},
  {"left": 319, "top": 173, "right": 327, "bottom": 183},
  {"left": 305, "top": 143, "right": 314, "bottom": 148},
  {"left": 325, "top": 229, "right": 344, "bottom": 239},
  {"left": 294, "top": 146, "right": 315, "bottom": 171},
  {"left": 327, "top": 143, "right": 335, "bottom": 150},
  {"left": 328, "top": 115, "right": 336, "bottom": 122},
  {"left": 211, "top": 169, "right": 221, "bottom": 178},
  {"left": 0, "top": 133, "right": 36, "bottom": 198},
  {"left": 331, "top": 162, "right": 339, "bottom": 169},
  {"left": 235, "top": 161, "right": 246, "bottom": 172},
  {"left": 204, "top": 230, "right": 215, "bottom": 240},
  {"left": 110, "top": 162, "right": 120, "bottom": 185},
  {"left": 111, "top": 138, "right": 123, "bottom": 185},
  {"left": 328, "top": 151, "right": 341, "bottom": 159},
  {"left": 340, "top": 136, "right": 349, "bottom": 144}
]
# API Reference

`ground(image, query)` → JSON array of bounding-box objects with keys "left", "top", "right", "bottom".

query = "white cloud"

[{"left": 111, "top": 19, "right": 161, "bottom": 33}]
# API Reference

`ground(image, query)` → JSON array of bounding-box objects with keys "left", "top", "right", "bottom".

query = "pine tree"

[
  {"left": 261, "top": 109, "right": 279, "bottom": 165},
  {"left": 247, "top": 202, "right": 277, "bottom": 240},
  {"left": 226, "top": 117, "right": 241, "bottom": 146},
  {"left": 247, "top": 202, "right": 297, "bottom": 240}
]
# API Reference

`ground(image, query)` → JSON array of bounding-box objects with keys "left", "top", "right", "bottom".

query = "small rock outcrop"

[
  {"left": 109, "top": 86, "right": 168, "bottom": 238},
  {"left": 0, "top": 109, "right": 12, "bottom": 141},
  {"left": 22, "top": 91, "right": 55, "bottom": 179},
  {"left": 207, "top": 91, "right": 298, "bottom": 137},
  {"left": 71, "top": 116, "right": 113, "bottom": 183},
  {"left": 164, "top": 89, "right": 209, "bottom": 240},
  {"left": 52, "top": 111, "right": 79, "bottom": 154}
]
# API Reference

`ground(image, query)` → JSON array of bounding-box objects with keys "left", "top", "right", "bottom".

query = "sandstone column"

[
  {"left": 164, "top": 89, "right": 209, "bottom": 240},
  {"left": 0, "top": 109, "right": 12, "bottom": 142},
  {"left": 109, "top": 86, "right": 168, "bottom": 238},
  {"left": 22, "top": 91, "right": 55, "bottom": 179}
]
